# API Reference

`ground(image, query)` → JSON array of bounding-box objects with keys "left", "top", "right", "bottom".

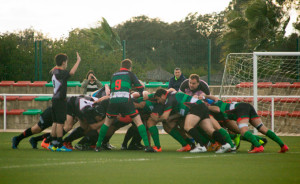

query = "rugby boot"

[
  {"left": 12, "top": 136, "right": 20, "bottom": 149},
  {"left": 101, "top": 143, "right": 113, "bottom": 150},
  {"left": 207, "top": 142, "right": 221, "bottom": 151},
  {"left": 63, "top": 142, "right": 74, "bottom": 150},
  {"left": 153, "top": 146, "right": 162, "bottom": 152},
  {"left": 278, "top": 144, "right": 289, "bottom": 153},
  {"left": 176, "top": 144, "right": 191, "bottom": 152},
  {"left": 128, "top": 143, "right": 144, "bottom": 150},
  {"left": 56, "top": 146, "right": 72, "bottom": 152},
  {"left": 215, "top": 143, "right": 231, "bottom": 154},
  {"left": 121, "top": 144, "right": 128, "bottom": 150},
  {"left": 144, "top": 146, "right": 156, "bottom": 152},
  {"left": 233, "top": 134, "right": 241, "bottom": 150},
  {"left": 248, "top": 145, "right": 264, "bottom": 153},
  {"left": 229, "top": 146, "right": 237, "bottom": 153},
  {"left": 107, "top": 143, "right": 116, "bottom": 149},
  {"left": 95, "top": 147, "right": 102, "bottom": 152},
  {"left": 48, "top": 145, "right": 57, "bottom": 152},
  {"left": 41, "top": 138, "right": 50, "bottom": 150},
  {"left": 29, "top": 137, "right": 38, "bottom": 149},
  {"left": 190, "top": 143, "right": 207, "bottom": 153},
  {"left": 249, "top": 138, "right": 268, "bottom": 151}
]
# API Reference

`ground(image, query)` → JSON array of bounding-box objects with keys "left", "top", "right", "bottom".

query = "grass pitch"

[{"left": 0, "top": 132, "right": 300, "bottom": 184}]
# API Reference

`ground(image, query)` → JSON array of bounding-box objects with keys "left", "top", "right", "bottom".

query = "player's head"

[
  {"left": 174, "top": 68, "right": 182, "bottom": 79},
  {"left": 154, "top": 88, "right": 168, "bottom": 104},
  {"left": 55, "top": 53, "right": 68, "bottom": 68},
  {"left": 189, "top": 74, "right": 200, "bottom": 90},
  {"left": 121, "top": 59, "right": 132, "bottom": 70}
]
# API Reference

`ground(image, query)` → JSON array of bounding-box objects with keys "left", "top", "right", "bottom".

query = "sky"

[
  {"left": 0, "top": 0, "right": 297, "bottom": 39},
  {"left": 0, "top": 0, "right": 232, "bottom": 39}
]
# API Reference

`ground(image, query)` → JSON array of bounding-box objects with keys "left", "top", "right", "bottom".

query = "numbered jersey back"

[{"left": 52, "top": 68, "right": 70, "bottom": 100}]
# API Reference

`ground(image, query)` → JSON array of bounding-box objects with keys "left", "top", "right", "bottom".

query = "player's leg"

[
  {"left": 237, "top": 118, "right": 263, "bottom": 153},
  {"left": 210, "top": 116, "right": 235, "bottom": 149},
  {"left": 165, "top": 118, "right": 191, "bottom": 152},
  {"left": 132, "top": 114, "right": 151, "bottom": 148},
  {"left": 95, "top": 116, "right": 114, "bottom": 150},
  {"left": 147, "top": 115, "right": 161, "bottom": 150},
  {"left": 184, "top": 114, "right": 209, "bottom": 153},
  {"left": 121, "top": 125, "right": 135, "bottom": 150},
  {"left": 250, "top": 117, "right": 288, "bottom": 153},
  {"left": 198, "top": 118, "right": 231, "bottom": 153},
  {"left": 12, "top": 124, "right": 42, "bottom": 149},
  {"left": 101, "top": 123, "right": 118, "bottom": 150}
]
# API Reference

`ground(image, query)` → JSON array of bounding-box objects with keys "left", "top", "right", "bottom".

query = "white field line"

[
  {"left": 0, "top": 158, "right": 150, "bottom": 169},
  {"left": 181, "top": 151, "right": 300, "bottom": 159}
]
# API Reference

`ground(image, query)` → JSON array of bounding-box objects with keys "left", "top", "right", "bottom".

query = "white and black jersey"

[{"left": 52, "top": 68, "right": 70, "bottom": 100}]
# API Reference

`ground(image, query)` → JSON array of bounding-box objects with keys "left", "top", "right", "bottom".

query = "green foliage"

[{"left": 0, "top": 3, "right": 299, "bottom": 82}]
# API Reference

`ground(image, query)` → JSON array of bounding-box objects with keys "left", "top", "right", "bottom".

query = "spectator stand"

[
  {"left": 0, "top": 81, "right": 14, "bottom": 93},
  {"left": 0, "top": 93, "right": 80, "bottom": 130}
]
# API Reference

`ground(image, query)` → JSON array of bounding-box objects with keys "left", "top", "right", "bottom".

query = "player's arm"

[
  {"left": 178, "top": 79, "right": 188, "bottom": 93},
  {"left": 207, "top": 105, "right": 220, "bottom": 113},
  {"left": 204, "top": 95, "right": 219, "bottom": 102},
  {"left": 69, "top": 52, "right": 81, "bottom": 76},
  {"left": 131, "top": 74, "right": 144, "bottom": 96},
  {"left": 199, "top": 80, "right": 210, "bottom": 95},
  {"left": 150, "top": 109, "right": 171, "bottom": 122},
  {"left": 93, "top": 96, "right": 110, "bottom": 103}
]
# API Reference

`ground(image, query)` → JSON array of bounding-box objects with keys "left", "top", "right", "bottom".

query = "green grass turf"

[{"left": 0, "top": 132, "right": 300, "bottom": 184}]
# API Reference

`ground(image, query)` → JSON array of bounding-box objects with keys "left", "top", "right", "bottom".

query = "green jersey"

[
  {"left": 164, "top": 91, "right": 203, "bottom": 116},
  {"left": 213, "top": 100, "right": 239, "bottom": 120},
  {"left": 110, "top": 68, "right": 143, "bottom": 103}
]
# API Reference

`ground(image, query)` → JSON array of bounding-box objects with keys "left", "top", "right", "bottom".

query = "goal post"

[
  {"left": 253, "top": 52, "right": 300, "bottom": 112},
  {"left": 220, "top": 52, "right": 300, "bottom": 134}
]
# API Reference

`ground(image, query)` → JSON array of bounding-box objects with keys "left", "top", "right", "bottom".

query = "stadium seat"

[
  {"left": 236, "top": 82, "right": 253, "bottom": 88},
  {"left": 0, "top": 109, "right": 6, "bottom": 115},
  {"left": 272, "top": 82, "right": 291, "bottom": 88},
  {"left": 279, "top": 98, "right": 299, "bottom": 103},
  {"left": 257, "top": 111, "right": 271, "bottom": 117},
  {"left": 18, "top": 96, "right": 37, "bottom": 101},
  {"left": 259, "top": 97, "right": 281, "bottom": 102},
  {"left": 34, "top": 96, "right": 52, "bottom": 101},
  {"left": 13, "top": 81, "right": 31, "bottom": 87},
  {"left": 290, "top": 82, "right": 300, "bottom": 88},
  {"left": 0, "top": 81, "right": 14, "bottom": 86},
  {"left": 257, "top": 82, "right": 272, "bottom": 88},
  {"left": 23, "top": 109, "right": 42, "bottom": 115},
  {"left": 274, "top": 111, "right": 289, "bottom": 117},
  {"left": 29, "top": 81, "right": 47, "bottom": 87},
  {"left": 7, "top": 109, "right": 25, "bottom": 115},
  {"left": 67, "top": 81, "right": 81, "bottom": 87},
  {"left": 45, "top": 81, "right": 53, "bottom": 87},
  {"left": 0, "top": 96, "right": 19, "bottom": 101},
  {"left": 225, "top": 97, "right": 244, "bottom": 103},
  {"left": 288, "top": 111, "right": 300, "bottom": 117},
  {"left": 243, "top": 97, "right": 253, "bottom": 102},
  {"left": 100, "top": 81, "right": 111, "bottom": 85}
]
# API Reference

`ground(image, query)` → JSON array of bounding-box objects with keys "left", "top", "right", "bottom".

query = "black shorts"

[
  {"left": 37, "top": 107, "right": 53, "bottom": 129},
  {"left": 37, "top": 116, "right": 53, "bottom": 130},
  {"left": 188, "top": 103, "right": 210, "bottom": 121},
  {"left": 233, "top": 103, "right": 259, "bottom": 122},
  {"left": 107, "top": 101, "right": 138, "bottom": 118},
  {"left": 52, "top": 99, "right": 67, "bottom": 124}
]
